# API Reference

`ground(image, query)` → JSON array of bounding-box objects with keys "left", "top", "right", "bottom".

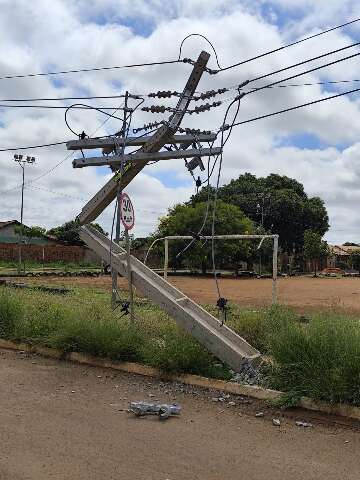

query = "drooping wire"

[
  {"left": 178, "top": 33, "right": 222, "bottom": 70},
  {"left": 64, "top": 103, "right": 126, "bottom": 137},
  {"left": 0, "top": 101, "right": 126, "bottom": 194},
  {"left": 216, "top": 17, "right": 360, "bottom": 73},
  {"left": 211, "top": 94, "right": 243, "bottom": 305},
  {"left": 175, "top": 139, "right": 217, "bottom": 260}
]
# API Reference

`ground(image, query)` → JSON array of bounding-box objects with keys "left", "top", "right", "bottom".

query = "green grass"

[
  {"left": 0, "top": 287, "right": 230, "bottom": 379},
  {"left": 0, "top": 259, "right": 100, "bottom": 271},
  {"left": 1, "top": 285, "right": 360, "bottom": 406},
  {"left": 269, "top": 313, "right": 360, "bottom": 406}
]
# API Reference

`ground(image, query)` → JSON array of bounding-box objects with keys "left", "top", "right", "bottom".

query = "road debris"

[
  {"left": 295, "top": 421, "right": 313, "bottom": 428},
  {"left": 129, "top": 401, "right": 181, "bottom": 420},
  {"left": 255, "top": 412, "right": 264, "bottom": 417},
  {"left": 272, "top": 418, "right": 281, "bottom": 426}
]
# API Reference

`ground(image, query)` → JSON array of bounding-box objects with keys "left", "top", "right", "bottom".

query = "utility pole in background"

[
  {"left": 112, "top": 91, "right": 129, "bottom": 309},
  {"left": 14, "top": 154, "right": 36, "bottom": 273}
]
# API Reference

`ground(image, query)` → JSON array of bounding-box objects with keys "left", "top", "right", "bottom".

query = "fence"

[{"left": 0, "top": 243, "right": 96, "bottom": 264}]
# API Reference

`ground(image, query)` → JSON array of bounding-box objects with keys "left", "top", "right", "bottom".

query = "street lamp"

[{"left": 14, "top": 154, "right": 36, "bottom": 273}]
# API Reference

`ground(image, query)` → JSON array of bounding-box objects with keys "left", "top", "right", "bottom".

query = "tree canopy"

[
  {"left": 190, "top": 173, "right": 329, "bottom": 252},
  {"left": 47, "top": 221, "right": 108, "bottom": 245},
  {"left": 155, "top": 200, "right": 254, "bottom": 273},
  {"left": 303, "top": 230, "right": 329, "bottom": 275},
  {"left": 15, "top": 225, "right": 46, "bottom": 239}
]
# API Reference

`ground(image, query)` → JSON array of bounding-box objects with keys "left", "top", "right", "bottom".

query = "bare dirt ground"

[
  {"left": 1, "top": 348, "right": 360, "bottom": 480},
  {"left": 17, "top": 274, "right": 360, "bottom": 314}
]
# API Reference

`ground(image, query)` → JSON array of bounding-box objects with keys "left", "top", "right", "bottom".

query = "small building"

[
  {"left": 0, "top": 220, "right": 100, "bottom": 264},
  {"left": 327, "top": 245, "right": 360, "bottom": 269},
  {"left": 0, "top": 220, "right": 59, "bottom": 245}
]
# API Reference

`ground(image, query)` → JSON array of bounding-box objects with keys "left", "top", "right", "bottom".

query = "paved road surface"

[{"left": 1, "top": 349, "right": 359, "bottom": 479}]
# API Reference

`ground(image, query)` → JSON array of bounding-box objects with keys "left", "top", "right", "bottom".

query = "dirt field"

[
  {"left": 1, "top": 348, "right": 360, "bottom": 480},
  {"left": 17, "top": 274, "right": 360, "bottom": 314}
]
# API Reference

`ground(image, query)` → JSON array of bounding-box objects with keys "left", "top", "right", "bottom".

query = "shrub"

[{"left": 270, "top": 313, "right": 360, "bottom": 405}]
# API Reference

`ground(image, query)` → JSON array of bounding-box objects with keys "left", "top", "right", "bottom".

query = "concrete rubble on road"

[{"left": 129, "top": 401, "right": 182, "bottom": 420}]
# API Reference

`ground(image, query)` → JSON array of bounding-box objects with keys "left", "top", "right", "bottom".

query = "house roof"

[
  {"left": 0, "top": 220, "right": 65, "bottom": 244},
  {"left": 329, "top": 245, "right": 360, "bottom": 256},
  {"left": 0, "top": 220, "right": 20, "bottom": 229}
]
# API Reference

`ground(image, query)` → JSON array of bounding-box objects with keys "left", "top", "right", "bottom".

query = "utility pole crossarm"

[
  {"left": 73, "top": 147, "right": 222, "bottom": 168},
  {"left": 76, "top": 50, "right": 210, "bottom": 225},
  {"left": 66, "top": 133, "right": 217, "bottom": 150}
]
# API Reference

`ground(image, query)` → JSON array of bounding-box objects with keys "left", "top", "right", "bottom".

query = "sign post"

[{"left": 120, "top": 192, "right": 135, "bottom": 323}]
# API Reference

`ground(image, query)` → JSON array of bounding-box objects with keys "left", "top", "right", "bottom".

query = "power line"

[
  {"left": 246, "top": 78, "right": 360, "bottom": 90},
  {"left": 217, "top": 17, "right": 360, "bottom": 73},
  {"left": 247, "top": 50, "right": 360, "bottom": 95},
  {"left": 0, "top": 94, "right": 130, "bottom": 102},
  {"left": 0, "top": 60, "right": 184, "bottom": 82},
  {"left": 0, "top": 140, "right": 69, "bottom": 152},
  {"left": 0, "top": 101, "right": 127, "bottom": 193},
  {"left": 248, "top": 41, "right": 360, "bottom": 85},
  {"left": 229, "top": 86, "right": 360, "bottom": 128},
  {"left": 0, "top": 103, "right": 129, "bottom": 110}
]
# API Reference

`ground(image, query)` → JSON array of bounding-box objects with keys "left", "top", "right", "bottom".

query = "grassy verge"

[
  {"left": 0, "top": 260, "right": 100, "bottom": 272},
  {"left": 1, "top": 285, "right": 360, "bottom": 407},
  {"left": 0, "top": 287, "right": 231, "bottom": 380}
]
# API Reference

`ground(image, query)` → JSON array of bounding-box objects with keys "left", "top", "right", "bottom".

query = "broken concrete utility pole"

[
  {"left": 68, "top": 50, "right": 211, "bottom": 225},
  {"left": 66, "top": 50, "right": 261, "bottom": 370}
]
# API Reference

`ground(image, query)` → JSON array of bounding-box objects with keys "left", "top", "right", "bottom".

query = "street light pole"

[{"left": 14, "top": 154, "right": 36, "bottom": 273}]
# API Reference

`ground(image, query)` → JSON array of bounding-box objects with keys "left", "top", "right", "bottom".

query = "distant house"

[
  {"left": 0, "top": 220, "right": 101, "bottom": 264},
  {"left": 0, "top": 220, "right": 59, "bottom": 245},
  {"left": 327, "top": 245, "right": 360, "bottom": 269}
]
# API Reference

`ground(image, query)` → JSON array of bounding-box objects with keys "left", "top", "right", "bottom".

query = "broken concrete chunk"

[{"left": 295, "top": 421, "right": 313, "bottom": 428}]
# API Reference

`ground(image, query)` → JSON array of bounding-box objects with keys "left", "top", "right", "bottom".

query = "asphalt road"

[{"left": 1, "top": 349, "right": 359, "bottom": 480}]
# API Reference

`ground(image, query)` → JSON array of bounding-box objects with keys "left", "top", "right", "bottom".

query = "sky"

[{"left": 0, "top": 0, "right": 360, "bottom": 244}]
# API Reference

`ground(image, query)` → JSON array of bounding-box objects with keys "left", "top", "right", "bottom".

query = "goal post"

[{"left": 162, "top": 234, "right": 279, "bottom": 304}]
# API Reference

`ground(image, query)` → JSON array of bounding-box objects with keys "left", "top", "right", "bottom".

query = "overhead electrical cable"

[
  {"left": 246, "top": 78, "right": 360, "bottom": 90},
  {"left": 216, "top": 17, "right": 360, "bottom": 73},
  {"left": 229, "top": 86, "right": 360, "bottom": 128},
  {"left": 246, "top": 42, "right": 360, "bottom": 89},
  {"left": 0, "top": 104, "right": 129, "bottom": 110},
  {"left": 0, "top": 94, "right": 132, "bottom": 102},
  {"left": 0, "top": 100, "right": 127, "bottom": 192},
  {"left": 246, "top": 51, "right": 360, "bottom": 96},
  {"left": 0, "top": 60, "right": 183, "bottom": 81}
]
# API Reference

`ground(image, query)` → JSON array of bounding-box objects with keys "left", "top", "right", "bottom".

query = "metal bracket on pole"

[{"left": 75, "top": 50, "right": 210, "bottom": 225}]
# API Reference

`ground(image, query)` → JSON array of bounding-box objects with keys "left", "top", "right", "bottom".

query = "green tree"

[
  {"left": 349, "top": 250, "right": 360, "bottom": 270},
  {"left": 303, "top": 230, "right": 329, "bottom": 276},
  {"left": 155, "top": 201, "right": 253, "bottom": 274},
  {"left": 47, "top": 221, "right": 108, "bottom": 245},
  {"left": 190, "top": 173, "right": 329, "bottom": 252},
  {"left": 15, "top": 225, "right": 46, "bottom": 240}
]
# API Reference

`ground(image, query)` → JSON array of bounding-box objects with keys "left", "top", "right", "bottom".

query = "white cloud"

[{"left": 0, "top": 0, "right": 359, "bottom": 244}]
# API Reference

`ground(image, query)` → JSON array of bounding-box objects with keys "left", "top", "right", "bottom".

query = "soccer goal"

[{"left": 145, "top": 234, "right": 279, "bottom": 304}]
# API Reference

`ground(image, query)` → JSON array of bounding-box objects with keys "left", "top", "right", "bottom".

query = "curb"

[{"left": 1, "top": 339, "right": 360, "bottom": 421}]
